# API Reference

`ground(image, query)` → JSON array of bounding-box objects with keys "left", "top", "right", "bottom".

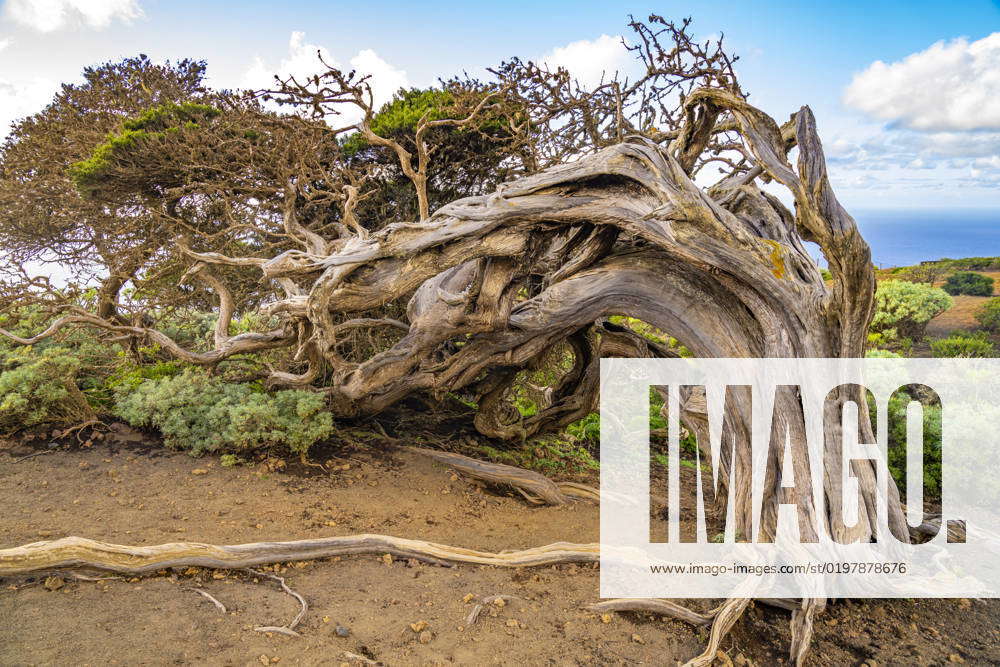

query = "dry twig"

[
  {"left": 465, "top": 594, "right": 519, "bottom": 626},
  {"left": 244, "top": 568, "right": 308, "bottom": 637},
  {"left": 183, "top": 587, "right": 227, "bottom": 614}
]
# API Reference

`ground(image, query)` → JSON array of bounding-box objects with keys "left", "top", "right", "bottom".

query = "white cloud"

[
  {"left": 243, "top": 31, "right": 336, "bottom": 90},
  {"left": 828, "top": 128, "right": 1000, "bottom": 173},
  {"left": 540, "top": 34, "right": 634, "bottom": 89},
  {"left": 243, "top": 32, "right": 408, "bottom": 123},
  {"left": 0, "top": 76, "right": 57, "bottom": 137},
  {"left": 349, "top": 48, "right": 407, "bottom": 107},
  {"left": 3, "top": 0, "right": 142, "bottom": 32},
  {"left": 972, "top": 155, "right": 1000, "bottom": 170},
  {"left": 0, "top": 37, "right": 10, "bottom": 51},
  {"left": 833, "top": 172, "right": 880, "bottom": 190},
  {"left": 845, "top": 32, "right": 1000, "bottom": 131}
]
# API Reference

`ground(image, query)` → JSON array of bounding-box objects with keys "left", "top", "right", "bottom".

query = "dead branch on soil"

[
  {"left": 0, "top": 534, "right": 599, "bottom": 577},
  {"left": 244, "top": 568, "right": 308, "bottom": 637},
  {"left": 465, "top": 594, "right": 519, "bottom": 626},
  {"left": 341, "top": 651, "right": 379, "bottom": 666},
  {"left": 183, "top": 587, "right": 227, "bottom": 613},
  {"left": 12, "top": 450, "right": 56, "bottom": 463}
]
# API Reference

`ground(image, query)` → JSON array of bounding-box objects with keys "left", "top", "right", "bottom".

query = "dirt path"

[{"left": 2, "top": 434, "right": 998, "bottom": 665}]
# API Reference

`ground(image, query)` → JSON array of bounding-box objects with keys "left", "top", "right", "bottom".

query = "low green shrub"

[
  {"left": 942, "top": 271, "right": 995, "bottom": 296},
  {"left": 975, "top": 297, "right": 1000, "bottom": 332},
  {"left": 869, "top": 280, "right": 952, "bottom": 351},
  {"left": 105, "top": 358, "right": 184, "bottom": 393},
  {"left": 929, "top": 331, "right": 994, "bottom": 358},
  {"left": 220, "top": 454, "right": 244, "bottom": 467},
  {"left": 865, "top": 348, "right": 902, "bottom": 359},
  {"left": 113, "top": 369, "right": 334, "bottom": 456},
  {"left": 0, "top": 307, "right": 122, "bottom": 432},
  {"left": 566, "top": 412, "right": 599, "bottom": 443},
  {"left": 0, "top": 346, "right": 96, "bottom": 433}
]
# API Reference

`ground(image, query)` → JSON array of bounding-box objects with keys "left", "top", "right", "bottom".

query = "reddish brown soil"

[
  {"left": 925, "top": 295, "right": 994, "bottom": 337},
  {"left": 2, "top": 429, "right": 998, "bottom": 666}
]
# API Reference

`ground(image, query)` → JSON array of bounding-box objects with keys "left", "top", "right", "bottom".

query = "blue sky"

[{"left": 2, "top": 0, "right": 1000, "bottom": 209}]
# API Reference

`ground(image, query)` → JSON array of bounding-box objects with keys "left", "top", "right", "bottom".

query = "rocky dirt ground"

[{"left": 2, "top": 428, "right": 999, "bottom": 666}]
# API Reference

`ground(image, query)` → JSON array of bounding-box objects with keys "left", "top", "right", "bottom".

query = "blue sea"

[{"left": 848, "top": 208, "right": 1000, "bottom": 269}]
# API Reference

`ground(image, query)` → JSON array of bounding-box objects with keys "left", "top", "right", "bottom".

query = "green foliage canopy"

[
  {"left": 869, "top": 280, "right": 952, "bottom": 350},
  {"left": 942, "top": 271, "right": 995, "bottom": 297},
  {"left": 69, "top": 102, "right": 222, "bottom": 199}
]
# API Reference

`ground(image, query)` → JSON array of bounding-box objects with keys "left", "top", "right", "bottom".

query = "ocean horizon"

[{"left": 846, "top": 208, "right": 1000, "bottom": 269}]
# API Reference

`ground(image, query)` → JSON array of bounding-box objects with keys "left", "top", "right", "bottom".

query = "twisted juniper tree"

[
  {"left": 0, "top": 16, "right": 909, "bottom": 664},
  {"left": 0, "top": 56, "right": 213, "bottom": 320}
]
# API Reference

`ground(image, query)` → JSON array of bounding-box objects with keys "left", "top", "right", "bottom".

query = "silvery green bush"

[{"left": 113, "top": 368, "right": 333, "bottom": 456}]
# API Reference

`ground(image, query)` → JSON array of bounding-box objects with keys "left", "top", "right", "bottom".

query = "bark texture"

[{"left": 0, "top": 535, "right": 598, "bottom": 576}]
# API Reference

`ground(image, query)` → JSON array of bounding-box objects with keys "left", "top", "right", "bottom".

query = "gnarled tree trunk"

[{"left": 2, "top": 88, "right": 906, "bottom": 665}]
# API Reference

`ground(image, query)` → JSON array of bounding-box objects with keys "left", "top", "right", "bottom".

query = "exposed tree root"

[
  {"left": 0, "top": 534, "right": 599, "bottom": 577},
  {"left": 555, "top": 481, "right": 602, "bottom": 503},
  {"left": 592, "top": 597, "right": 816, "bottom": 665},
  {"left": 588, "top": 598, "right": 714, "bottom": 626},
  {"left": 12, "top": 449, "right": 56, "bottom": 464},
  {"left": 405, "top": 446, "right": 578, "bottom": 505},
  {"left": 65, "top": 572, "right": 123, "bottom": 582},
  {"left": 57, "top": 419, "right": 102, "bottom": 443},
  {"left": 789, "top": 598, "right": 823, "bottom": 666},
  {"left": 686, "top": 598, "right": 752, "bottom": 667},
  {"left": 913, "top": 516, "right": 966, "bottom": 543},
  {"left": 404, "top": 446, "right": 663, "bottom": 507}
]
